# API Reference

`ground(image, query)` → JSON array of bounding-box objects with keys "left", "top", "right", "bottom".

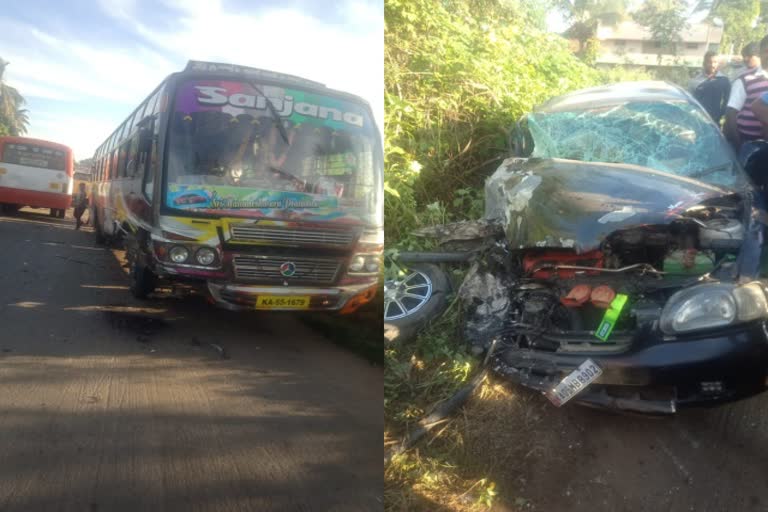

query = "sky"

[{"left": 0, "top": 0, "right": 383, "bottom": 162}]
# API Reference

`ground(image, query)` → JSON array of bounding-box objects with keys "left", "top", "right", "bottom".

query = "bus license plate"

[
  {"left": 546, "top": 359, "right": 602, "bottom": 407},
  {"left": 255, "top": 295, "right": 310, "bottom": 310}
]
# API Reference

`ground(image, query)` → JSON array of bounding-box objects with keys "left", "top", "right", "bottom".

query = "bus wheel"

[
  {"left": 57, "top": 209, "right": 65, "bottom": 219},
  {"left": 129, "top": 262, "right": 157, "bottom": 299},
  {"left": 49, "top": 208, "right": 57, "bottom": 217},
  {"left": 94, "top": 211, "right": 106, "bottom": 245}
]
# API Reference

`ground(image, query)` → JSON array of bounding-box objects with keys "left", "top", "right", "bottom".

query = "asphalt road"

[{"left": 0, "top": 208, "right": 382, "bottom": 512}]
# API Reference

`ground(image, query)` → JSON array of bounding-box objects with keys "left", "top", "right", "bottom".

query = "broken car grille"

[
  {"left": 232, "top": 255, "right": 341, "bottom": 284},
  {"left": 229, "top": 225, "right": 357, "bottom": 248}
]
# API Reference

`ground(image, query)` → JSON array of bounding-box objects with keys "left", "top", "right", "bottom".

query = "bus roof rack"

[{"left": 183, "top": 61, "right": 326, "bottom": 89}]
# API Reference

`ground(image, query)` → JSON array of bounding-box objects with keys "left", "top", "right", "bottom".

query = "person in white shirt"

[{"left": 724, "top": 41, "right": 768, "bottom": 149}]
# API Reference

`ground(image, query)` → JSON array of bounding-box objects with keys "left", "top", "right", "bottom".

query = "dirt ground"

[
  {"left": 0, "top": 208, "right": 383, "bottom": 511},
  {"left": 442, "top": 376, "right": 768, "bottom": 512}
]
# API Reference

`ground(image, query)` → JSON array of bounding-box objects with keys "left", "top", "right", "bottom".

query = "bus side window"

[
  {"left": 124, "top": 134, "right": 140, "bottom": 179},
  {"left": 117, "top": 141, "right": 130, "bottom": 178},
  {"left": 142, "top": 120, "right": 158, "bottom": 202}
]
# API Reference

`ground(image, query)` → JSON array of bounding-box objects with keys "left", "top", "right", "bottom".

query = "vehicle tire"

[
  {"left": 49, "top": 208, "right": 57, "bottom": 217},
  {"left": 129, "top": 261, "right": 157, "bottom": 299},
  {"left": 384, "top": 263, "right": 450, "bottom": 343},
  {"left": 58, "top": 209, "right": 65, "bottom": 219}
]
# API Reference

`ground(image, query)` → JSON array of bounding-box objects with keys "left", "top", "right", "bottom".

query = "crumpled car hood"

[{"left": 485, "top": 157, "right": 734, "bottom": 252}]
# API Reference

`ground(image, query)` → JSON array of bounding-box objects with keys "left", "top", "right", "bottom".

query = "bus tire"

[
  {"left": 129, "top": 262, "right": 156, "bottom": 299},
  {"left": 94, "top": 211, "right": 106, "bottom": 245},
  {"left": 49, "top": 208, "right": 57, "bottom": 217}
]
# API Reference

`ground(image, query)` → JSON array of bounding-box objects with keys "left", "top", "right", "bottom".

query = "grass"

[{"left": 383, "top": 270, "right": 561, "bottom": 511}]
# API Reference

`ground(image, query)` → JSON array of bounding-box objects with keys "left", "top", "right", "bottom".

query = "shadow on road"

[{"left": 0, "top": 207, "right": 383, "bottom": 511}]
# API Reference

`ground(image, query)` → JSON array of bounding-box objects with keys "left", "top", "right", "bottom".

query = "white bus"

[{"left": 0, "top": 136, "right": 74, "bottom": 217}]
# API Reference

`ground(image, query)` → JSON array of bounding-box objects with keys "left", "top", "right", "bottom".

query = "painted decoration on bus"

[
  {"left": 167, "top": 184, "right": 362, "bottom": 222},
  {"left": 174, "top": 80, "right": 367, "bottom": 131}
]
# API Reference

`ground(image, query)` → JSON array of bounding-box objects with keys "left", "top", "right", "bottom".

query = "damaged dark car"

[{"left": 385, "top": 82, "right": 768, "bottom": 414}]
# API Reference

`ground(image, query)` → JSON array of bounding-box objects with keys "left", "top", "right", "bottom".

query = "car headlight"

[
  {"left": 349, "top": 255, "right": 366, "bottom": 272},
  {"left": 169, "top": 245, "right": 190, "bottom": 264},
  {"left": 195, "top": 247, "right": 216, "bottom": 266},
  {"left": 660, "top": 282, "right": 768, "bottom": 334}
]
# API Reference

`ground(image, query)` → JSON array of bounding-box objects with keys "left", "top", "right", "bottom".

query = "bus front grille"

[
  {"left": 229, "top": 225, "right": 357, "bottom": 248},
  {"left": 232, "top": 255, "right": 342, "bottom": 284}
]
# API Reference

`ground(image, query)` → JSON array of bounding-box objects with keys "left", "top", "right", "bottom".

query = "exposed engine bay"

[{"left": 461, "top": 194, "right": 748, "bottom": 352}]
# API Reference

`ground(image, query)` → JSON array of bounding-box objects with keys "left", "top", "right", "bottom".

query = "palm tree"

[
  {"left": 14, "top": 108, "right": 28, "bottom": 135},
  {"left": 0, "top": 59, "right": 29, "bottom": 136}
]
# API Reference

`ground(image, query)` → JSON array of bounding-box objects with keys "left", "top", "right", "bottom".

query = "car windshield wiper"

[
  {"left": 247, "top": 81, "right": 290, "bottom": 145},
  {"left": 688, "top": 162, "right": 732, "bottom": 179}
]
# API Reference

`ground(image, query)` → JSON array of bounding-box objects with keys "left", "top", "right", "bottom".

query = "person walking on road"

[
  {"left": 689, "top": 51, "right": 730, "bottom": 125},
  {"left": 724, "top": 40, "right": 768, "bottom": 151},
  {"left": 72, "top": 182, "right": 88, "bottom": 230}
]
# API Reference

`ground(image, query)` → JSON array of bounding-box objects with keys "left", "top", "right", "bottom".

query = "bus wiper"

[{"left": 248, "top": 81, "right": 290, "bottom": 145}]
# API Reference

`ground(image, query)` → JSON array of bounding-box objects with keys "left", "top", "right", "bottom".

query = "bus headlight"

[
  {"left": 349, "top": 256, "right": 366, "bottom": 272},
  {"left": 195, "top": 247, "right": 216, "bottom": 266},
  {"left": 348, "top": 254, "right": 380, "bottom": 274},
  {"left": 364, "top": 258, "right": 380, "bottom": 273},
  {"left": 169, "top": 245, "right": 190, "bottom": 264}
]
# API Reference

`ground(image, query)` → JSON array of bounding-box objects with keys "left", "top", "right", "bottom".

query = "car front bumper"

[{"left": 493, "top": 322, "right": 768, "bottom": 413}]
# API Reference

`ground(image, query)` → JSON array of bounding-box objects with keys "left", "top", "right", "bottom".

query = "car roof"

[{"left": 535, "top": 81, "right": 693, "bottom": 113}]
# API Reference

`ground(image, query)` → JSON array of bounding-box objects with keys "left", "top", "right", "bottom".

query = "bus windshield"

[{"left": 166, "top": 80, "right": 381, "bottom": 224}]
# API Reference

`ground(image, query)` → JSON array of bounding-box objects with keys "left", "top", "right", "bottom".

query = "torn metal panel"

[
  {"left": 459, "top": 245, "right": 515, "bottom": 350},
  {"left": 412, "top": 219, "right": 503, "bottom": 246},
  {"left": 484, "top": 158, "right": 733, "bottom": 252}
]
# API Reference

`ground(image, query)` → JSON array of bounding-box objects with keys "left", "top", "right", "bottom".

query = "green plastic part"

[{"left": 595, "top": 294, "right": 629, "bottom": 342}]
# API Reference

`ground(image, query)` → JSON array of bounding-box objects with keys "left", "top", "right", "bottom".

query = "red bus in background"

[{"left": 0, "top": 136, "right": 74, "bottom": 218}]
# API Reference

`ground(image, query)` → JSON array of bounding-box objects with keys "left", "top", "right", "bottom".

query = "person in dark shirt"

[
  {"left": 72, "top": 182, "right": 89, "bottom": 230},
  {"left": 689, "top": 51, "right": 731, "bottom": 125}
]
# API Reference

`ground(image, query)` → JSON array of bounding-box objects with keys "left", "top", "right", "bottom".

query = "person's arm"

[
  {"left": 750, "top": 93, "right": 768, "bottom": 139},
  {"left": 724, "top": 78, "right": 746, "bottom": 148},
  {"left": 724, "top": 108, "right": 741, "bottom": 148},
  {"left": 720, "top": 78, "right": 731, "bottom": 124}
]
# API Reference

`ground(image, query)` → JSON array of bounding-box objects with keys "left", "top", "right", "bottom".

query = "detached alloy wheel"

[{"left": 384, "top": 263, "right": 450, "bottom": 343}]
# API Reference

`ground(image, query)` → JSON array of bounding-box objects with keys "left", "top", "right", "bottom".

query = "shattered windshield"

[
  {"left": 526, "top": 100, "right": 740, "bottom": 188},
  {"left": 165, "top": 80, "right": 381, "bottom": 223}
]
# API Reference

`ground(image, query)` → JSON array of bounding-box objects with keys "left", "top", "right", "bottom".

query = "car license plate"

[
  {"left": 255, "top": 295, "right": 310, "bottom": 310},
  {"left": 546, "top": 359, "right": 602, "bottom": 407}
]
